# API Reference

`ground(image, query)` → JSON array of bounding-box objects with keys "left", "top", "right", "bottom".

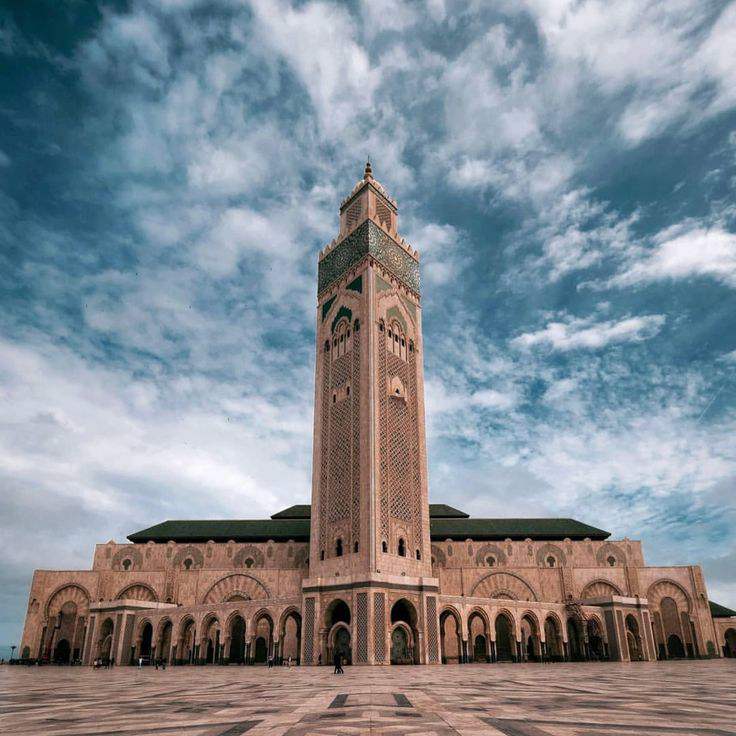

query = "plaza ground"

[{"left": 1, "top": 660, "right": 734, "bottom": 736}]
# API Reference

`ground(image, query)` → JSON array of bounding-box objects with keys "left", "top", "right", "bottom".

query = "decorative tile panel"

[{"left": 318, "top": 220, "right": 419, "bottom": 295}]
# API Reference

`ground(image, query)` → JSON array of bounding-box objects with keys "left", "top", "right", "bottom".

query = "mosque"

[{"left": 19, "top": 163, "right": 736, "bottom": 666}]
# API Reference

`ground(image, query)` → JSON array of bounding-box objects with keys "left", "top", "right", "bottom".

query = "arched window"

[
  {"left": 607, "top": 556, "right": 616, "bottom": 567},
  {"left": 378, "top": 320, "right": 384, "bottom": 332},
  {"left": 382, "top": 540, "right": 388, "bottom": 553},
  {"left": 354, "top": 319, "right": 360, "bottom": 332},
  {"left": 122, "top": 559, "right": 132, "bottom": 571},
  {"left": 398, "top": 538, "right": 406, "bottom": 557},
  {"left": 387, "top": 321, "right": 408, "bottom": 360},
  {"left": 415, "top": 549, "right": 421, "bottom": 560},
  {"left": 353, "top": 541, "right": 359, "bottom": 553},
  {"left": 244, "top": 558, "right": 254, "bottom": 568},
  {"left": 546, "top": 556, "right": 556, "bottom": 568},
  {"left": 486, "top": 555, "right": 496, "bottom": 567},
  {"left": 336, "top": 539, "right": 343, "bottom": 557},
  {"left": 324, "top": 340, "right": 329, "bottom": 353},
  {"left": 184, "top": 558, "right": 193, "bottom": 570}
]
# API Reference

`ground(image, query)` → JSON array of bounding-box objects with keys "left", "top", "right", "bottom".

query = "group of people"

[
  {"left": 93, "top": 657, "right": 113, "bottom": 669},
  {"left": 137, "top": 656, "right": 167, "bottom": 669},
  {"left": 266, "top": 655, "right": 294, "bottom": 668}
]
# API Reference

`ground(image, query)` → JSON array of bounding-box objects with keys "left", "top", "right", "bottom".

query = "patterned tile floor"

[{"left": 1, "top": 661, "right": 734, "bottom": 736}]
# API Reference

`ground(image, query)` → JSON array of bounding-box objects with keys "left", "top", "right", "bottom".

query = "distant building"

[{"left": 19, "top": 163, "right": 734, "bottom": 665}]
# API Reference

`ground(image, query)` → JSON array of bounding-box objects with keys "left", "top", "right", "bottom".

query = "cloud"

[
  {"left": 607, "top": 226, "right": 736, "bottom": 289},
  {"left": 512, "top": 313, "right": 666, "bottom": 351}
]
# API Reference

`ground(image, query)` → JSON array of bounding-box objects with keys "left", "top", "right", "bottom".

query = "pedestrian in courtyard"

[
  {"left": 333, "top": 651, "right": 343, "bottom": 674},
  {"left": 138, "top": 656, "right": 143, "bottom": 669},
  {"left": 267, "top": 654, "right": 273, "bottom": 669},
  {"left": 318, "top": 653, "right": 322, "bottom": 666}
]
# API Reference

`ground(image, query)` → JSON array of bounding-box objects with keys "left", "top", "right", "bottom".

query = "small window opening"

[
  {"left": 486, "top": 556, "right": 496, "bottom": 567},
  {"left": 184, "top": 558, "right": 193, "bottom": 570},
  {"left": 333, "top": 393, "right": 336, "bottom": 404},
  {"left": 320, "top": 550, "right": 325, "bottom": 561},
  {"left": 122, "top": 559, "right": 131, "bottom": 571},
  {"left": 607, "top": 555, "right": 616, "bottom": 567},
  {"left": 354, "top": 541, "right": 359, "bottom": 553},
  {"left": 409, "top": 340, "right": 414, "bottom": 352},
  {"left": 415, "top": 549, "right": 421, "bottom": 560},
  {"left": 244, "top": 558, "right": 254, "bottom": 568},
  {"left": 333, "top": 338, "right": 337, "bottom": 347},
  {"left": 401, "top": 338, "right": 405, "bottom": 347},
  {"left": 382, "top": 540, "right": 388, "bottom": 553},
  {"left": 324, "top": 340, "right": 329, "bottom": 353},
  {"left": 431, "top": 556, "right": 436, "bottom": 565},
  {"left": 379, "top": 322, "right": 384, "bottom": 332},
  {"left": 388, "top": 329, "right": 393, "bottom": 338},
  {"left": 336, "top": 539, "right": 343, "bottom": 557},
  {"left": 546, "top": 556, "right": 556, "bottom": 568},
  {"left": 346, "top": 386, "right": 350, "bottom": 396},
  {"left": 354, "top": 319, "right": 360, "bottom": 332},
  {"left": 340, "top": 334, "right": 344, "bottom": 342},
  {"left": 398, "top": 538, "right": 406, "bottom": 557},
  {"left": 347, "top": 329, "right": 351, "bottom": 337}
]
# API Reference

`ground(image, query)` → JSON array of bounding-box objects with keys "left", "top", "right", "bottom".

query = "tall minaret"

[{"left": 302, "top": 162, "right": 439, "bottom": 666}]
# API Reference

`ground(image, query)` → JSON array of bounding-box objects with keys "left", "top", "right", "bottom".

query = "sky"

[{"left": 1, "top": 0, "right": 735, "bottom": 647}]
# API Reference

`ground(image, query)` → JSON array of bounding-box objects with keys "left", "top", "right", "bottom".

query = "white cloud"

[
  {"left": 608, "top": 226, "right": 736, "bottom": 289},
  {"left": 512, "top": 313, "right": 666, "bottom": 351}
]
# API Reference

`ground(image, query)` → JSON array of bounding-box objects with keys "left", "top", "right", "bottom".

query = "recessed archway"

[
  {"left": 495, "top": 612, "right": 516, "bottom": 662},
  {"left": 390, "top": 599, "right": 418, "bottom": 664},
  {"left": 439, "top": 608, "right": 462, "bottom": 664}
]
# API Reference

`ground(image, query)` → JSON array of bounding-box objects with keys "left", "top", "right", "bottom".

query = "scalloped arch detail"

[
  {"left": 475, "top": 543, "right": 507, "bottom": 566},
  {"left": 580, "top": 579, "right": 624, "bottom": 599},
  {"left": 536, "top": 543, "right": 566, "bottom": 567},
  {"left": 647, "top": 579, "right": 691, "bottom": 613},
  {"left": 233, "top": 546, "right": 264, "bottom": 569},
  {"left": 471, "top": 572, "right": 538, "bottom": 601},
  {"left": 596, "top": 542, "right": 627, "bottom": 567},
  {"left": 202, "top": 574, "right": 270, "bottom": 604},
  {"left": 112, "top": 546, "right": 143, "bottom": 571},
  {"left": 45, "top": 584, "right": 90, "bottom": 619},
  {"left": 430, "top": 545, "right": 446, "bottom": 567},
  {"left": 115, "top": 583, "right": 158, "bottom": 602}
]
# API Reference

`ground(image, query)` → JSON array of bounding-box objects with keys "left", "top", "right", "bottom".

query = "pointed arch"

[
  {"left": 647, "top": 579, "right": 692, "bottom": 613},
  {"left": 45, "top": 584, "right": 91, "bottom": 619},
  {"left": 202, "top": 574, "right": 270, "bottom": 604},
  {"left": 580, "top": 579, "right": 624, "bottom": 599},
  {"left": 471, "top": 571, "right": 538, "bottom": 601},
  {"left": 115, "top": 583, "right": 159, "bottom": 602}
]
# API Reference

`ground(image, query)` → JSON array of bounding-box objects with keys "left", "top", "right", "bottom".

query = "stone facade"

[{"left": 18, "top": 163, "right": 733, "bottom": 666}]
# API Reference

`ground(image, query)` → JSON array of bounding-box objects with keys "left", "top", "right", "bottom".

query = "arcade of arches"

[{"left": 18, "top": 165, "right": 732, "bottom": 668}]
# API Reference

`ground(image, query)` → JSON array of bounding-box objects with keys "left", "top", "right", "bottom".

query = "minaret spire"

[{"left": 364, "top": 158, "right": 373, "bottom": 180}]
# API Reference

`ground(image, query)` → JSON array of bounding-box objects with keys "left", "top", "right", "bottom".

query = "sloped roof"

[
  {"left": 709, "top": 600, "right": 736, "bottom": 618},
  {"left": 128, "top": 507, "right": 609, "bottom": 543},
  {"left": 270, "top": 503, "right": 469, "bottom": 520}
]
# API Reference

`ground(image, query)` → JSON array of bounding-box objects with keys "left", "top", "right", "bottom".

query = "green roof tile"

[
  {"left": 128, "top": 508, "right": 609, "bottom": 543},
  {"left": 709, "top": 600, "right": 736, "bottom": 618}
]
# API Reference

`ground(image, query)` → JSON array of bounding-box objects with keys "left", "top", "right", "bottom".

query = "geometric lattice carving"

[
  {"left": 112, "top": 546, "right": 143, "bottom": 571},
  {"left": 647, "top": 579, "right": 691, "bottom": 613},
  {"left": 233, "top": 546, "right": 264, "bottom": 569},
  {"left": 173, "top": 545, "right": 205, "bottom": 570},
  {"left": 115, "top": 583, "right": 158, "bottom": 602},
  {"left": 426, "top": 596, "right": 439, "bottom": 663},
  {"left": 356, "top": 592, "right": 368, "bottom": 663},
  {"left": 580, "top": 579, "right": 623, "bottom": 599},
  {"left": 328, "top": 352, "right": 352, "bottom": 524},
  {"left": 201, "top": 574, "right": 270, "bottom": 604},
  {"left": 536, "top": 543, "right": 567, "bottom": 567},
  {"left": 303, "top": 597, "right": 315, "bottom": 664},
  {"left": 374, "top": 592, "right": 386, "bottom": 662},
  {"left": 45, "top": 584, "right": 90, "bottom": 619},
  {"left": 388, "top": 354, "right": 413, "bottom": 524},
  {"left": 596, "top": 542, "right": 627, "bottom": 567},
  {"left": 351, "top": 331, "right": 361, "bottom": 552},
  {"left": 475, "top": 543, "right": 507, "bottom": 566},
  {"left": 379, "top": 328, "right": 389, "bottom": 544},
  {"left": 471, "top": 572, "right": 538, "bottom": 601}
]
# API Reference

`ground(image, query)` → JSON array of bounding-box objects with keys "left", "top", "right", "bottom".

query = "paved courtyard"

[{"left": 1, "top": 661, "right": 734, "bottom": 736}]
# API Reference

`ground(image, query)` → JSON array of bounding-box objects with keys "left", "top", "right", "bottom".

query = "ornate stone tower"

[{"left": 301, "top": 162, "right": 440, "bottom": 665}]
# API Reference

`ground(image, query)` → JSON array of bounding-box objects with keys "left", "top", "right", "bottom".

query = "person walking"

[
  {"left": 333, "top": 651, "right": 343, "bottom": 674},
  {"left": 138, "top": 656, "right": 143, "bottom": 669}
]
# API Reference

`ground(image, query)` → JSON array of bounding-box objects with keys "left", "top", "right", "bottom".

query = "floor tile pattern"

[{"left": 0, "top": 661, "right": 734, "bottom": 736}]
